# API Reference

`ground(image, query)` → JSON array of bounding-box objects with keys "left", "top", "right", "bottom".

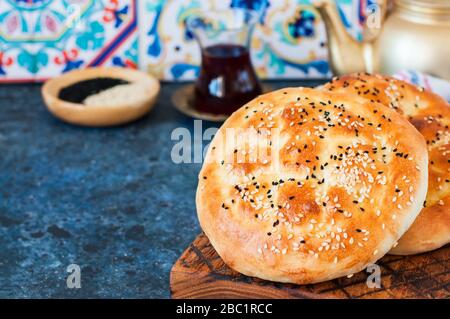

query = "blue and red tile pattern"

[{"left": 0, "top": 0, "right": 372, "bottom": 82}]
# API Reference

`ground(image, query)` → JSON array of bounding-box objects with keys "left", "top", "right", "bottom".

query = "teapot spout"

[{"left": 314, "top": 0, "right": 367, "bottom": 75}]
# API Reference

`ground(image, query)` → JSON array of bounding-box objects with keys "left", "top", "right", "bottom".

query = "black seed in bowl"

[{"left": 58, "top": 77, "right": 130, "bottom": 104}]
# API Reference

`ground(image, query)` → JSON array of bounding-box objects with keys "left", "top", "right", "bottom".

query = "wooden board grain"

[{"left": 171, "top": 233, "right": 450, "bottom": 299}]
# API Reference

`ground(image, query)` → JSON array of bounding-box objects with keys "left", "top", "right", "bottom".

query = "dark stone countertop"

[{"left": 0, "top": 80, "right": 324, "bottom": 298}]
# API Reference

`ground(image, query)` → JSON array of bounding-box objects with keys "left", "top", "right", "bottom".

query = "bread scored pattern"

[
  {"left": 324, "top": 74, "right": 450, "bottom": 255},
  {"left": 197, "top": 87, "right": 428, "bottom": 284}
]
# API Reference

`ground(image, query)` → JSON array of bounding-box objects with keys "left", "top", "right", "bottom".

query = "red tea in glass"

[{"left": 187, "top": 9, "right": 262, "bottom": 116}]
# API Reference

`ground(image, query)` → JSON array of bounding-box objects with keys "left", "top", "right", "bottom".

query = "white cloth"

[{"left": 393, "top": 70, "right": 450, "bottom": 102}]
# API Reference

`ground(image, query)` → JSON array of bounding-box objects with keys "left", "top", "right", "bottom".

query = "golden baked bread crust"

[
  {"left": 323, "top": 74, "right": 450, "bottom": 255},
  {"left": 197, "top": 87, "right": 428, "bottom": 284}
]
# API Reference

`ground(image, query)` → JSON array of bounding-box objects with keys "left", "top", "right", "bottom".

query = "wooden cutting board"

[{"left": 170, "top": 233, "right": 449, "bottom": 299}]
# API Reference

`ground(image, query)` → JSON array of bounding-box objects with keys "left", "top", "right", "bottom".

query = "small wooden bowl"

[{"left": 42, "top": 67, "right": 160, "bottom": 127}]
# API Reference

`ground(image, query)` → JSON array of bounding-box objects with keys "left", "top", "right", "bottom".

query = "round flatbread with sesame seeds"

[
  {"left": 323, "top": 74, "right": 450, "bottom": 255},
  {"left": 196, "top": 87, "right": 428, "bottom": 284}
]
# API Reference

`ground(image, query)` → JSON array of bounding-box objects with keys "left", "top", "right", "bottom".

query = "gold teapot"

[{"left": 314, "top": 0, "right": 450, "bottom": 79}]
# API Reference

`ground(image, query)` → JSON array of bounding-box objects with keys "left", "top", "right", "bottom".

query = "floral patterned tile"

[
  {"left": 0, "top": 0, "right": 374, "bottom": 82},
  {"left": 138, "top": 0, "right": 375, "bottom": 80},
  {"left": 0, "top": 0, "right": 42, "bottom": 80},
  {"left": 0, "top": 0, "right": 138, "bottom": 82}
]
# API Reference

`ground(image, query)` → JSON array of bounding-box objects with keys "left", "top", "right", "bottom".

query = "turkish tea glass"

[{"left": 186, "top": 8, "right": 262, "bottom": 116}]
